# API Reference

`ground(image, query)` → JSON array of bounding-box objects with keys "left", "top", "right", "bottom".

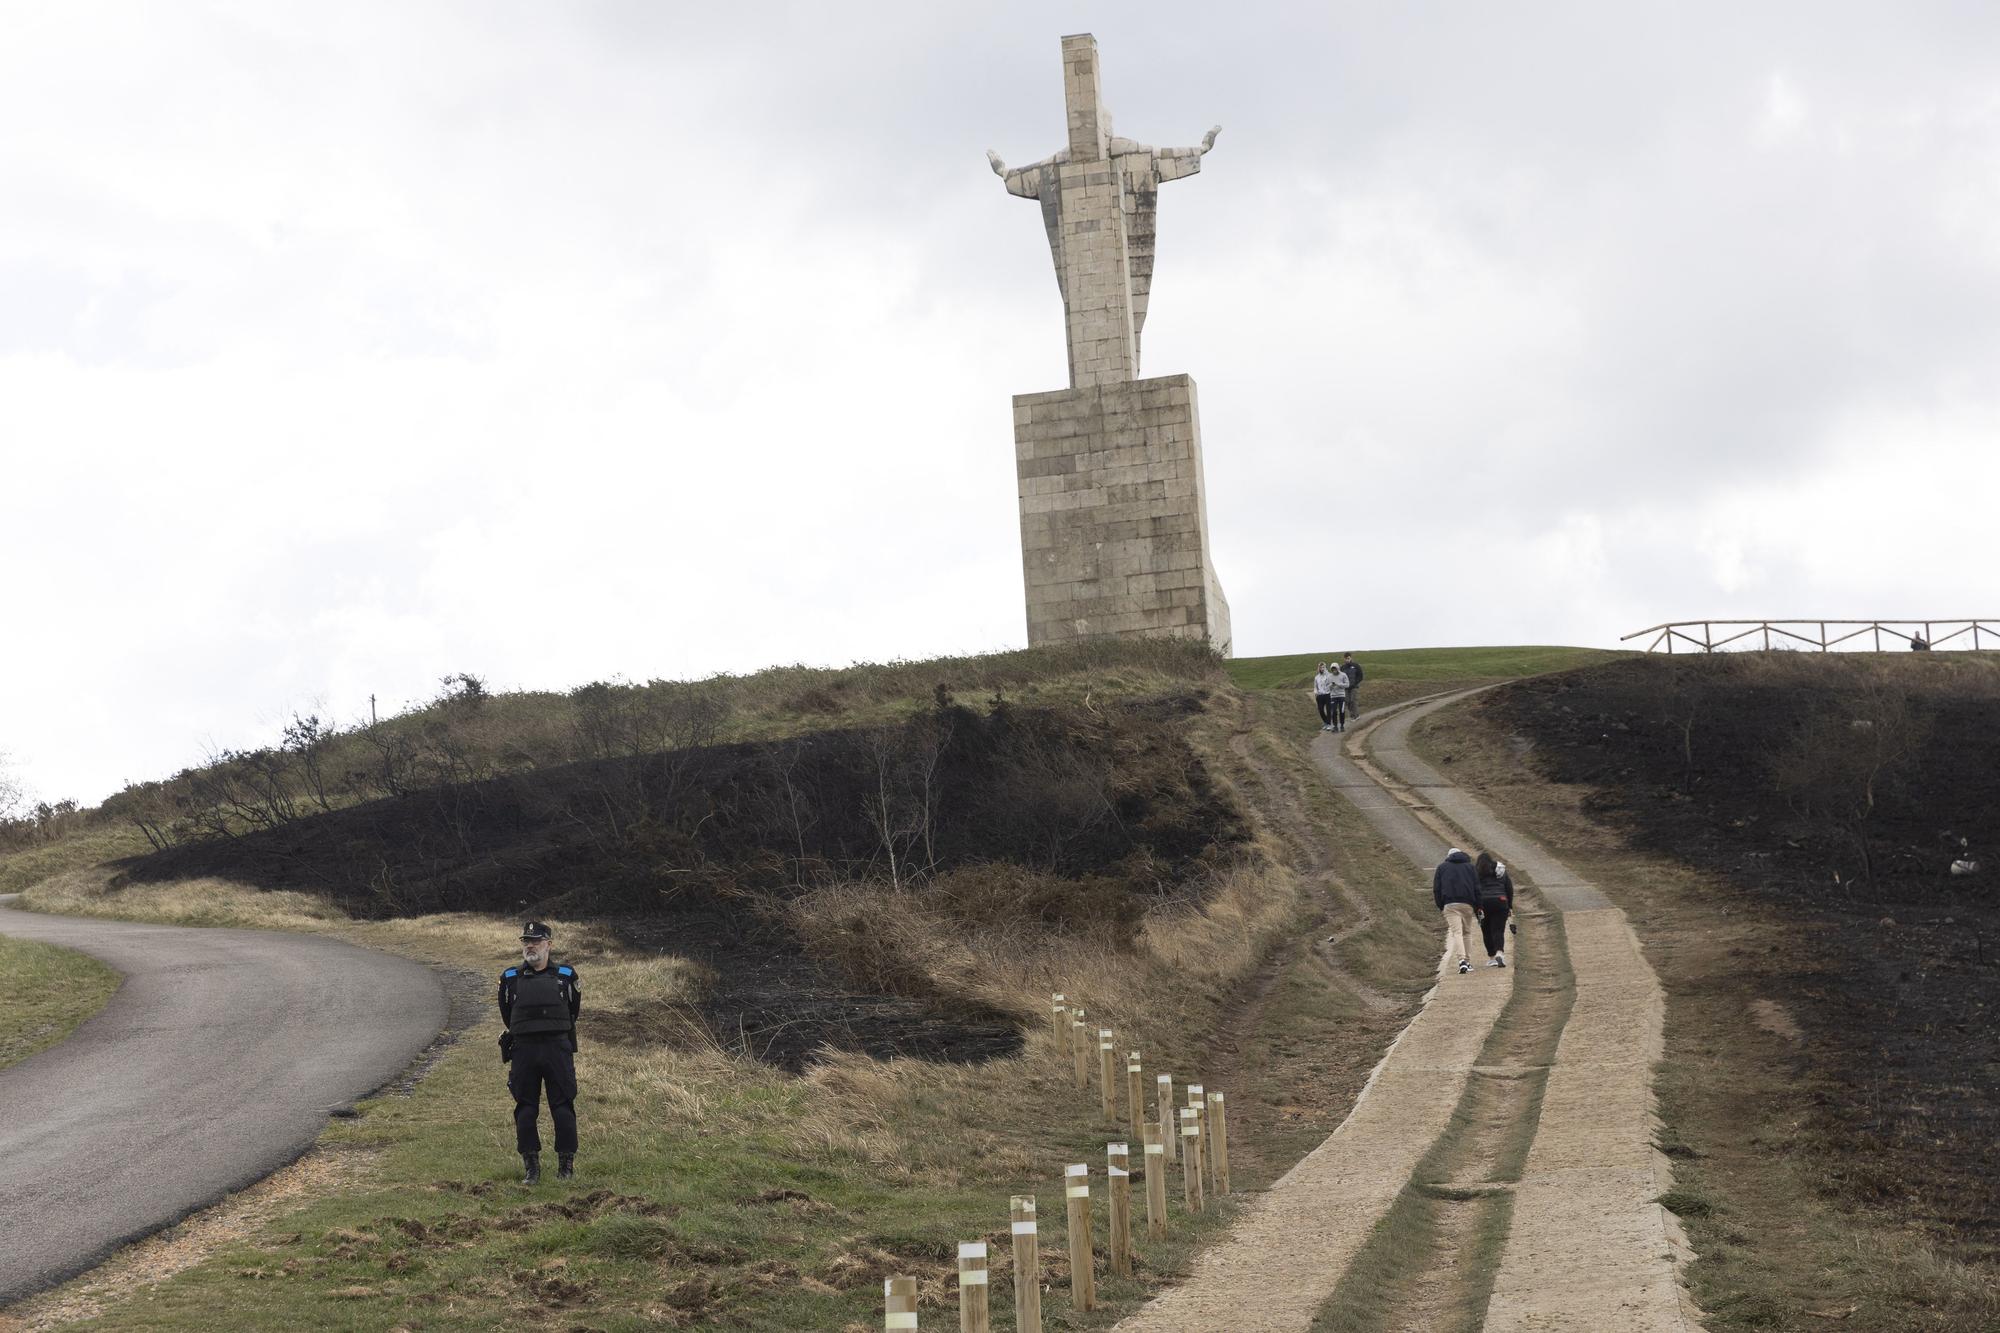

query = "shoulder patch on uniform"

[
  {"left": 503, "top": 967, "right": 518, "bottom": 978},
  {"left": 557, "top": 966, "right": 574, "bottom": 977}
]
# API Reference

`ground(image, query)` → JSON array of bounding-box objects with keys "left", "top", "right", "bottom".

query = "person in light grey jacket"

[
  {"left": 1327, "top": 666, "right": 1351, "bottom": 732},
  {"left": 1312, "top": 664, "right": 1337, "bottom": 731}
]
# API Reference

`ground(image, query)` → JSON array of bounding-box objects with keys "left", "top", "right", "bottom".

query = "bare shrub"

[{"left": 1767, "top": 671, "right": 1934, "bottom": 886}]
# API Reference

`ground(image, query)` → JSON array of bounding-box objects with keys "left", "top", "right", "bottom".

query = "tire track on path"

[
  {"left": 1115, "top": 695, "right": 1514, "bottom": 1331},
  {"left": 1366, "top": 703, "right": 1705, "bottom": 1331}
]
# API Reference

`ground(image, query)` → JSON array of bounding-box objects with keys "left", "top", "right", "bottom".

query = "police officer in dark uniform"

[{"left": 498, "top": 921, "right": 581, "bottom": 1184}]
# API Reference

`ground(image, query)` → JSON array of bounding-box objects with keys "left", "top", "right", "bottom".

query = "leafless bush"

[
  {"left": 1769, "top": 675, "right": 1933, "bottom": 885},
  {"left": 860, "top": 709, "right": 955, "bottom": 888}
]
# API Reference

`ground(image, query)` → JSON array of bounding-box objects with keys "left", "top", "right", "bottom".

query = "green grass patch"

[
  {"left": 0, "top": 934, "right": 121, "bottom": 1071},
  {"left": 1227, "top": 645, "right": 1630, "bottom": 693},
  {"left": 0, "top": 822, "right": 150, "bottom": 895}
]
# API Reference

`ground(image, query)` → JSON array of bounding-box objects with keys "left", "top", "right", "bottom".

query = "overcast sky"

[{"left": 4, "top": 2, "right": 1999, "bottom": 805}]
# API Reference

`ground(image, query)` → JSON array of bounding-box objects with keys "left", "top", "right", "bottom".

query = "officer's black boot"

[
  {"left": 521, "top": 1153, "right": 540, "bottom": 1185},
  {"left": 557, "top": 1154, "right": 575, "bottom": 1180}
]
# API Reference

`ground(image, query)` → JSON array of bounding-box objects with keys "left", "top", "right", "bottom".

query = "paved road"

[{"left": 0, "top": 897, "right": 446, "bottom": 1303}]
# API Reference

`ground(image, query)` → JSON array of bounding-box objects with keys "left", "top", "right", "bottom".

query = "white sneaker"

[
  {"left": 1457, "top": 959, "right": 1471, "bottom": 974},
  {"left": 1496, "top": 952, "right": 1507, "bottom": 968},
  {"left": 1485, "top": 957, "right": 1502, "bottom": 967}
]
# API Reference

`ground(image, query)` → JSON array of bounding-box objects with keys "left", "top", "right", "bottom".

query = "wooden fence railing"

[{"left": 1622, "top": 619, "right": 2000, "bottom": 653}]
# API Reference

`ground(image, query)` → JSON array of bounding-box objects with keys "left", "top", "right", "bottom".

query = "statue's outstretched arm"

[
  {"left": 1158, "top": 126, "right": 1222, "bottom": 181},
  {"left": 988, "top": 148, "right": 1047, "bottom": 199}
]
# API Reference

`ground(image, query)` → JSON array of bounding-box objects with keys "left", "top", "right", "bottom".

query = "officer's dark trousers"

[
  {"left": 1479, "top": 901, "right": 1511, "bottom": 957},
  {"left": 509, "top": 1038, "right": 578, "bottom": 1155}
]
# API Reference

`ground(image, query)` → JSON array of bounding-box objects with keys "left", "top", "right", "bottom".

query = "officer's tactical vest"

[{"left": 510, "top": 967, "right": 572, "bottom": 1036}]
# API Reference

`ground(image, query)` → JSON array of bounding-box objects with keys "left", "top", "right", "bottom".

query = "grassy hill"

[
  {"left": 0, "top": 640, "right": 1615, "bottom": 1329},
  {"left": 1226, "top": 644, "right": 1629, "bottom": 693}
]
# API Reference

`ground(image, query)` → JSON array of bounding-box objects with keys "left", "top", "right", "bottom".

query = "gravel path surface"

[
  {"left": 0, "top": 897, "right": 446, "bottom": 1304},
  {"left": 1115, "top": 695, "right": 1515, "bottom": 1330}
]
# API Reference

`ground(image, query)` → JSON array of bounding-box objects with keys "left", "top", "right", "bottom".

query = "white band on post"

[
  {"left": 1145, "top": 1143, "right": 1165, "bottom": 1154},
  {"left": 960, "top": 1269, "right": 988, "bottom": 1285},
  {"left": 887, "top": 1316, "right": 917, "bottom": 1329},
  {"left": 1068, "top": 1185, "right": 1090, "bottom": 1198},
  {"left": 960, "top": 1242, "right": 987, "bottom": 1259},
  {"left": 1067, "top": 1163, "right": 1088, "bottom": 1176},
  {"left": 1012, "top": 1220, "right": 1037, "bottom": 1234}
]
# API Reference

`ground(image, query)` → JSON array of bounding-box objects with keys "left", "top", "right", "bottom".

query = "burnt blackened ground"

[
  {"left": 106, "top": 693, "right": 1244, "bottom": 1071},
  {"left": 1479, "top": 655, "right": 2000, "bottom": 1255},
  {"left": 602, "top": 909, "right": 1023, "bottom": 1073}
]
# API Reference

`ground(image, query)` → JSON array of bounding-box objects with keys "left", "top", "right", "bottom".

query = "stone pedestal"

[{"left": 1014, "top": 373, "right": 1231, "bottom": 653}]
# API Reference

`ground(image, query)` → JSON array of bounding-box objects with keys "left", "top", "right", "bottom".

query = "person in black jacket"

[
  {"left": 499, "top": 921, "right": 583, "bottom": 1184},
  {"left": 1431, "top": 848, "right": 1482, "bottom": 975},
  {"left": 1341, "top": 653, "right": 1364, "bottom": 717},
  {"left": 1474, "top": 851, "right": 1515, "bottom": 968}
]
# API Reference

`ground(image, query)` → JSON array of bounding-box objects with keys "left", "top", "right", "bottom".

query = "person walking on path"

[
  {"left": 499, "top": 921, "right": 583, "bottom": 1185},
  {"left": 1432, "top": 848, "right": 1483, "bottom": 975},
  {"left": 1341, "top": 653, "right": 1364, "bottom": 716},
  {"left": 1328, "top": 663, "right": 1351, "bottom": 732},
  {"left": 1474, "top": 851, "right": 1515, "bottom": 968},
  {"left": 1312, "top": 663, "right": 1338, "bottom": 731}
]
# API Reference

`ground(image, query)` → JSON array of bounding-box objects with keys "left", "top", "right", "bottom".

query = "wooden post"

[
  {"left": 1141, "top": 1123, "right": 1168, "bottom": 1239},
  {"left": 1071, "top": 1019, "right": 1089, "bottom": 1090},
  {"left": 1179, "top": 1107, "right": 1205, "bottom": 1213},
  {"left": 1196, "top": 1097, "right": 1217, "bottom": 1196},
  {"left": 958, "top": 1242, "right": 989, "bottom": 1333},
  {"left": 1208, "top": 1091, "right": 1231, "bottom": 1195},
  {"left": 1107, "top": 1142, "right": 1133, "bottom": 1277},
  {"left": 1874, "top": 623, "right": 1882, "bottom": 652},
  {"left": 1065, "top": 1164, "right": 1096, "bottom": 1312},
  {"left": 1156, "top": 1073, "right": 1177, "bottom": 1166},
  {"left": 1098, "top": 1029, "right": 1116, "bottom": 1122},
  {"left": 1051, "top": 994, "right": 1067, "bottom": 1052},
  {"left": 1010, "top": 1196, "right": 1042, "bottom": 1333},
  {"left": 885, "top": 1275, "right": 918, "bottom": 1330},
  {"left": 1126, "top": 1052, "right": 1145, "bottom": 1146},
  {"left": 1762, "top": 624, "right": 1771, "bottom": 652},
  {"left": 1187, "top": 1084, "right": 1210, "bottom": 1195}
]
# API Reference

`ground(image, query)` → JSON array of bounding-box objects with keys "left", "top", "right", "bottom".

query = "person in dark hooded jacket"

[
  {"left": 1432, "top": 848, "right": 1482, "bottom": 974},
  {"left": 1474, "top": 851, "right": 1515, "bottom": 967}
]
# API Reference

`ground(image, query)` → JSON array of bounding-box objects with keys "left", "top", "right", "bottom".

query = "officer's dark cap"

[{"left": 520, "top": 921, "right": 553, "bottom": 941}]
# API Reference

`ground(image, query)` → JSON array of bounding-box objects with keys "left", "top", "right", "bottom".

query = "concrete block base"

[{"left": 1013, "top": 373, "right": 1231, "bottom": 656}]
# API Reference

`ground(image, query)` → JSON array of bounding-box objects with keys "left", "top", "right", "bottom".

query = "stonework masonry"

[
  {"left": 1014, "top": 374, "right": 1231, "bottom": 651},
  {"left": 991, "top": 33, "right": 1232, "bottom": 655}
]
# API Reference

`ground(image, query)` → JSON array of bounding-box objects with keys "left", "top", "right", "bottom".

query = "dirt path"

[
  {"left": 1115, "top": 697, "right": 1515, "bottom": 1330},
  {"left": 1119, "top": 688, "right": 1705, "bottom": 1330},
  {"left": 1366, "top": 706, "right": 1705, "bottom": 1330}
]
